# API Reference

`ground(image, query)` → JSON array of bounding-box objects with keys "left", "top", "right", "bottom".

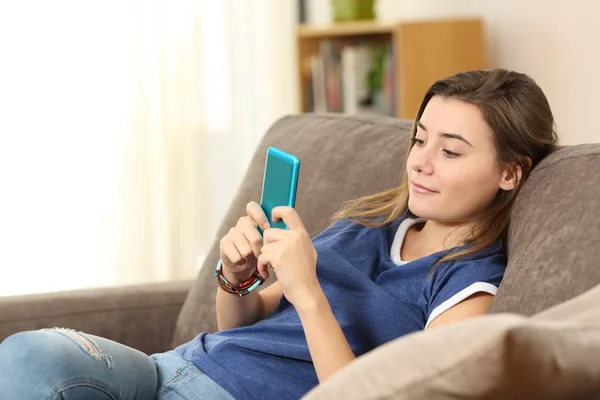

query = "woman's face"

[{"left": 406, "top": 95, "right": 515, "bottom": 224}]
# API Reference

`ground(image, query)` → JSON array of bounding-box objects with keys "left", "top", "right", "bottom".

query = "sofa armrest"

[{"left": 0, "top": 280, "right": 192, "bottom": 355}]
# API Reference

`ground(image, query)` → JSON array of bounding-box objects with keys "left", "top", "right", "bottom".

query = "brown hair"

[{"left": 332, "top": 69, "right": 558, "bottom": 265}]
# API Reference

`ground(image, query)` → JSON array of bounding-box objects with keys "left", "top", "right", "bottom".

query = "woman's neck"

[
  {"left": 418, "top": 219, "right": 473, "bottom": 250},
  {"left": 401, "top": 217, "right": 475, "bottom": 262}
]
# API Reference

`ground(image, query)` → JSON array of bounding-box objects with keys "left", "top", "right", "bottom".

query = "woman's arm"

[
  {"left": 295, "top": 290, "right": 494, "bottom": 381},
  {"left": 255, "top": 207, "right": 356, "bottom": 383},
  {"left": 216, "top": 280, "right": 283, "bottom": 331},
  {"left": 216, "top": 201, "right": 283, "bottom": 331},
  {"left": 426, "top": 292, "right": 494, "bottom": 329},
  {"left": 296, "top": 291, "right": 493, "bottom": 381},
  {"left": 295, "top": 288, "right": 356, "bottom": 383}
]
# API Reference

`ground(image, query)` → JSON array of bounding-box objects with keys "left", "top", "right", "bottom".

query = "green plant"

[
  {"left": 330, "top": 0, "right": 375, "bottom": 22},
  {"left": 366, "top": 46, "right": 386, "bottom": 91}
]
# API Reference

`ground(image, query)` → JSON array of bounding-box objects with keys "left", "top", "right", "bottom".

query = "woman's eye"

[
  {"left": 443, "top": 149, "right": 461, "bottom": 158},
  {"left": 411, "top": 138, "right": 461, "bottom": 158},
  {"left": 411, "top": 138, "right": 425, "bottom": 146}
]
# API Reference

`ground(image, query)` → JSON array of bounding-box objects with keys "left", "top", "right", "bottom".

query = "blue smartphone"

[{"left": 258, "top": 147, "right": 300, "bottom": 234}]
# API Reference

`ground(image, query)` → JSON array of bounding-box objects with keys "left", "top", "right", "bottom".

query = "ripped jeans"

[{"left": 0, "top": 329, "right": 234, "bottom": 400}]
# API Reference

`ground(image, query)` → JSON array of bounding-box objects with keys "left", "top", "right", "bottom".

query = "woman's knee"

[
  {"left": 0, "top": 331, "right": 75, "bottom": 397},
  {"left": 1, "top": 329, "right": 116, "bottom": 378},
  {"left": 0, "top": 330, "right": 87, "bottom": 374},
  {"left": 0, "top": 330, "right": 50, "bottom": 363},
  {"left": 0, "top": 329, "right": 158, "bottom": 399},
  {"left": 1, "top": 329, "right": 113, "bottom": 370},
  {"left": 0, "top": 330, "right": 118, "bottom": 399}
]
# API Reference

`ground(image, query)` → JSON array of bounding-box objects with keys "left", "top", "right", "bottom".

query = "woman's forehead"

[{"left": 419, "top": 96, "right": 492, "bottom": 145}]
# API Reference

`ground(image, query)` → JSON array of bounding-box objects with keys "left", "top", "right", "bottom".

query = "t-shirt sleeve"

[{"left": 424, "top": 252, "right": 506, "bottom": 329}]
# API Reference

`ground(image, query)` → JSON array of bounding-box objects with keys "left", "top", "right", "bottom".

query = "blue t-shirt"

[{"left": 175, "top": 216, "right": 506, "bottom": 399}]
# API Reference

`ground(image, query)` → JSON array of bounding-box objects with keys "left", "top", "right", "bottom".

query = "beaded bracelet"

[{"left": 213, "top": 259, "right": 265, "bottom": 297}]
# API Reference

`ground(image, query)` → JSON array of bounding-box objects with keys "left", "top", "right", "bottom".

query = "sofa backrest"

[
  {"left": 172, "top": 114, "right": 413, "bottom": 346},
  {"left": 171, "top": 113, "right": 600, "bottom": 347},
  {"left": 489, "top": 143, "right": 600, "bottom": 315}
]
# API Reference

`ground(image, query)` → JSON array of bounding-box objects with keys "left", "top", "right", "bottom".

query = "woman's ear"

[{"left": 499, "top": 157, "right": 531, "bottom": 191}]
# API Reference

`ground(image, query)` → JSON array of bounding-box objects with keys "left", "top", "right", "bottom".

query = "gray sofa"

[{"left": 2, "top": 113, "right": 600, "bottom": 398}]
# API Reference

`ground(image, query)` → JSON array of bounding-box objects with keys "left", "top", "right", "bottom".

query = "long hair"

[{"left": 332, "top": 69, "right": 558, "bottom": 266}]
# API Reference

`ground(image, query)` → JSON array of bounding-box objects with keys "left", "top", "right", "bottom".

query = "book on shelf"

[
  {"left": 306, "top": 40, "right": 396, "bottom": 117},
  {"left": 310, "top": 54, "right": 327, "bottom": 113}
]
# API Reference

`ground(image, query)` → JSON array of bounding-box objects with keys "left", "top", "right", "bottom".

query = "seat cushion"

[
  {"left": 490, "top": 144, "right": 600, "bottom": 316},
  {"left": 172, "top": 114, "right": 413, "bottom": 346}
]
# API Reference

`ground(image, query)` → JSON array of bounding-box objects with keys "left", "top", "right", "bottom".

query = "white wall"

[{"left": 308, "top": 0, "right": 600, "bottom": 145}]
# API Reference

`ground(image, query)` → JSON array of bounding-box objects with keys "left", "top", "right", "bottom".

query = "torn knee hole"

[{"left": 41, "top": 327, "right": 113, "bottom": 369}]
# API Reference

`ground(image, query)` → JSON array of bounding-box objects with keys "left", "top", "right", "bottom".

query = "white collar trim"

[{"left": 390, "top": 217, "right": 426, "bottom": 266}]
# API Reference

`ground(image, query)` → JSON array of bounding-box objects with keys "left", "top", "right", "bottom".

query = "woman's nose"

[{"left": 411, "top": 147, "right": 434, "bottom": 175}]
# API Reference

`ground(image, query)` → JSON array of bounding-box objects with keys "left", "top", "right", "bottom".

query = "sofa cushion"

[
  {"left": 302, "top": 283, "right": 600, "bottom": 400},
  {"left": 172, "top": 114, "right": 413, "bottom": 345},
  {"left": 490, "top": 144, "right": 600, "bottom": 316}
]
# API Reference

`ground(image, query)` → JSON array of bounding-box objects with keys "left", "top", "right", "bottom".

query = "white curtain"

[
  {"left": 115, "top": 1, "right": 207, "bottom": 284},
  {"left": 0, "top": 0, "right": 298, "bottom": 296}
]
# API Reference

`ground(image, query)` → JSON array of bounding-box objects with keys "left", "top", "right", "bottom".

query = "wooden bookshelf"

[
  {"left": 298, "top": 20, "right": 398, "bottom": 38},
  {"left": 297, "top": 18, "right": 486, "bottom": 119}
]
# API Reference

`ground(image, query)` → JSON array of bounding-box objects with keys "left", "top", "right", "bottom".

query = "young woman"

[{"left": 0, "top": 69, "right": 557, "bottom": 399}]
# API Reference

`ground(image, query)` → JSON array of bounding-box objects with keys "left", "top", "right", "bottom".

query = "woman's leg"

[
  {"left": 0, "top": 328, "right": 158, "bottom": 400},
  {"left": 152, "top": 351, "right": 234, "bottom": 400}
]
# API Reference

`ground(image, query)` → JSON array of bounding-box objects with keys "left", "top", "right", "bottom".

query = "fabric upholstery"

[
  {"left": 172, "top": 113, "right": 413, "bottom": 346},
  {"left": 490, "top": 144, "right": 600, "bottom": 315},
  {"left": 0, "top": 280, "right": 191, "bottom": 355}
]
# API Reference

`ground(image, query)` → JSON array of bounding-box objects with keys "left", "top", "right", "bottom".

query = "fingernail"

[{"left": 263, "top": 223, "right": 270, "bottom": 229}]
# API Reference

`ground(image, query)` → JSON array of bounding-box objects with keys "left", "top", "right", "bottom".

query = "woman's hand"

[
  {"left": 219, "top": 201, "right": 270, "bottom": 282},
  {"left": 257, "top": 206, "right": 321, "bottom": 310}
]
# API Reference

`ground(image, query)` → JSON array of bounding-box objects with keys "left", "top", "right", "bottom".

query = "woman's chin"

[{"left": 407, "top": 202, "right": 431, "bottom": 219}]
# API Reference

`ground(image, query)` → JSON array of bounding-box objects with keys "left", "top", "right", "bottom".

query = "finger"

[
  {"left": 257, "top": 252, "right": 270, "bottom": 273},
  {"left": 230, "top": 229, "right": 255, "bottom": 262},
  {"left": 220, "top": 236, "right": 245, "bottom": 266},
  {"left": 247, "top": 201, "right": 270, "bottom": 230},
  {"left": 271, "top": 206, "right": 306, "bottom": 232},
  {"left": 262, "top": 227, "right": 287, "bottom": 245},
  {"left": 256, "top": 262, "right": 270, "bottom": 281},
  {"left": 239, "top": 217, "right": 264, "bottom": 258}
]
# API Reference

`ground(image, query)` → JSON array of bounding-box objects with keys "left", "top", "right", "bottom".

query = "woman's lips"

[{"left": 411, "top": 182, "right": 437, "bottom": 194}]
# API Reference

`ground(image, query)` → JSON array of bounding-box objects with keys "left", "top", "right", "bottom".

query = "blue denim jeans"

[{"left": 0, "top": 329, "right": 234, "bottom": 400}]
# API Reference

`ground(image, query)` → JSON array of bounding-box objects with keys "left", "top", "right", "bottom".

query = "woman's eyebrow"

[
  {"left": 440, "top": 133, "right": 473, "bottom": 147},
  {"left": 416, "top": 121, "right": 473, "bottom": 147}
]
